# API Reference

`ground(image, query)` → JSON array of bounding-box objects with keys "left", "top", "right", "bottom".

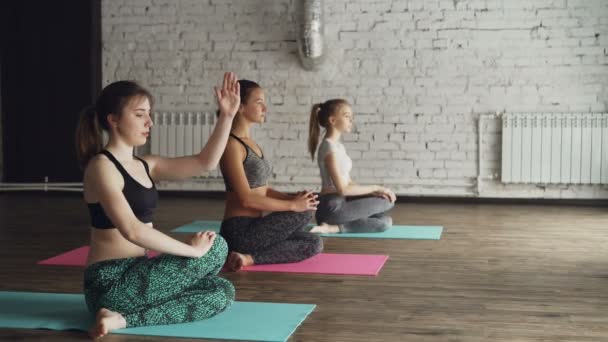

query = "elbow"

[
  {"left": 197, "top": 154, "right": 217, "bottom": 172},
  {"left": 335, "top": 185, "right": 346, "bottom": 196},
  {"left": 121, "top": 225, "right": 141, "bottom": 243},
  {"left": 200, "top": 161, "right": 216, "bottom": 173},
  {"left": 123, "top": 231, "right": 138, "bottom": 243},
  {"left": 203, "top": 165, "right": 217, "bottom": 173},
  {"left": 201, "top": 156, "right": 219, "bottom": 171},
  {"left": 239, "top": 194, "right": 254, "bottom": 209},
  {"left": 241, "top": 198, "right": 255, "bottom": 209},
  {"left": 241, "top": 192, "right": 265, "bottom": 210}
]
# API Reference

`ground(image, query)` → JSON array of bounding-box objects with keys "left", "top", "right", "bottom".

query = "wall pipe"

[{"left": 295, "top": 0, "right": 325, "bottom": 70}]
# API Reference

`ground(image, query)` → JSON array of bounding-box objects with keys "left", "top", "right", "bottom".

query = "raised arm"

[
  {"left": 220, "top": 140, "right": 317, "bottom": 212},
  {"left": 144, "top": 72, "right": 241, "bottom": 181},
  {"left": 87, "top": 159, "right": 205, "bottom": 258}
]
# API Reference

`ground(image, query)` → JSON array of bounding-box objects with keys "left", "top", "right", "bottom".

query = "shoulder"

[
  {"left": 226, "top": 137, "right": 247, "bottom": 155},
  {"left": 221, "top": 138, "right": 247, "bottom": 165},
  {"left": 320, "top": 138, "right": 336, "bottom": 149},
  {"left": 319, "top": 139, "right": 338, "bottom": 154},
  {"left": 84, "top": 154, "right": 122, "bottom": 188},
  {"left": 86, "top": 154, "right": 113, "bottom": 173}
]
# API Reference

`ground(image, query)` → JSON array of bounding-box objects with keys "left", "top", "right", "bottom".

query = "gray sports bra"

[{"left": 222, "top": 134, "right": 272, "bottom": 191}]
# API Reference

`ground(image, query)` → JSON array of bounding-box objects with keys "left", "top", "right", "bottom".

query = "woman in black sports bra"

[
  {"left": 218, "top": 80, "right": 324, "bottom": 271},
  {"left": 75, "top": 73, "right": 240, "bottom": 338}
]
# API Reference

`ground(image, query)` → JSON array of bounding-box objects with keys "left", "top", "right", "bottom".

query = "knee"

[
  {"left": 378, "top": 216, "right": 392, "bottom": 232},
  {"left": 212, "top": 235, "right": 229, "bottom": 260},
  {"left": 302, "top": 210, "right": 313, "bottom": 220},
  {"left": 297, "top": 210, "right": 314, "bottom": 225},
  {"left": 385, "top": 198, "right": 395, "bottom": 211},
  {"left": 215, "top": 278, "right": 235, "bottom": 314},
  {"left": 320, "top": 196, "right": 342, "bottom": 214},
  {"left": 218, "top": 278, "right": 236, "bottom": 304},
  {"left": 193, "top": 235, "right": 228, "bottom": 269},
  {"left": 310, "top": 234, "right": 324, "bottom": 255},
  {"left": 202, "top": 277, "right": 235, "bottom": 316},
  {"left": 316, "top": 196, "right": 342, "bottom": 224}
]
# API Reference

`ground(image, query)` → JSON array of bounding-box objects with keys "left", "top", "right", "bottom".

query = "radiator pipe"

[
  {"left": 0, "top": 182, "right": 83, "bottom": 187},
  {"left": 477, "top": 112, "right": 502, "bottom": 196},
  {"left": 0, "top": 186, "right": 83, "bottom": 192},
  {"left": 0, "top": 181, "right": 83, "bottom": 192},
  {"left": 295, "top": 0, "right": 325, "bottom": 70}
]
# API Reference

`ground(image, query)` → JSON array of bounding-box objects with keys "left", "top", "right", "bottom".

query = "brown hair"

[
  {"left": 75, "top": 81, "right": 153, "bottom": 169},
  {"left": 307, "top": 99, "right": 350, "bottom": 160}
]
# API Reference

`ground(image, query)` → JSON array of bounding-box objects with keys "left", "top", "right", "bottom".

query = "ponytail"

[
  {"left": 307, "top": 99, "right": 351, "bottom": 161},
  {"left": 308, "top": 103, "right": 322, "bottom": 160},
  {"left": 75, "top": 105, "right": 103, "bottom": 170},
  {"left": 74, "top": 80, "right": 154, "bottom": 170}
]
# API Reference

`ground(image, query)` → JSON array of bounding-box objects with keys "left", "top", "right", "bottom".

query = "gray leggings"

[
  {"left": 315, "top": 193, "right": 394, "bottom": 233},
  {"left": 220, "top": 210, "right": 323, "bottom": 264}
]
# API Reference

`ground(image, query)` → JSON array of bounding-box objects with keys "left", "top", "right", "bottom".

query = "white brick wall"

[{"left": 103, "top": 0, "right": 608, "bottom": 198}]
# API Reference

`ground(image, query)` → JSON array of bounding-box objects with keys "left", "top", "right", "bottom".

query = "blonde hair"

[{"left": 307, "top": 99, "right": 349, "bottom": 160}]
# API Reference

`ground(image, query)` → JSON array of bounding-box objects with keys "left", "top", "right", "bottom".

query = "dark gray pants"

[
  {"left": 220, "top": 210, "right": 323, "bottom": 264},
  {"left": 315, "top": 193, "right": 394, "bottom": 233}
]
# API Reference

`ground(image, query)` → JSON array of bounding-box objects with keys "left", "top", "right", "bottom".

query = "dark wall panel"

[{"left": 1, "top": 0, "right": 100, "bottom": 182}]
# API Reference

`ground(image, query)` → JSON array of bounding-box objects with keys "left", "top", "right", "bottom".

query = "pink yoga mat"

[
  {"left": 38, "top": 247, "right": 388, "bottom": 276},
  {"left": 240, "top": 253, "right": 388, "bottom": 276},
  {"left": 37, "top": 246, "right": 159, "bottom": 267}
]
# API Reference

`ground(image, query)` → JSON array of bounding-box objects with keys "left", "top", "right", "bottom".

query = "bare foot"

[
  {"left": 309, "top": 223, "right": 340, "bottom": 234},
  {"left": 88, "top": 308, "right": 126, "bottom": 339},
  {"left": 226, "top": 251, "right": 254, "bottom": 271}
]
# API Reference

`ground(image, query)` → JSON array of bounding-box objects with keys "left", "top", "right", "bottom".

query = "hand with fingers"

[
  {"left": 189, "top": 231, "right": 217, "bottom": 258},
  {"left": 215, "top": 72, "right": 241, "bottom": 119},
  {"left": 373, "top": 187, "right": 396, "bottom": 203},
  {"left": 294, "top": 190, "right": 311, "bottom": 198},
  {"left": 291, "top": 190, "right": 319, "bottom": 212}
]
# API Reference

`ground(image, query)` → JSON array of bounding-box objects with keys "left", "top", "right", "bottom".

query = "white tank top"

[{"left": 317, "top": 138, "right": 352, "bottom": 191}]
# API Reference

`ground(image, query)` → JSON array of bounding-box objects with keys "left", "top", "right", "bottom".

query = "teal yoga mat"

[
  {"left": 0, "top": 291, "right": 315, "bottom": 342},
  {"left": 173, "top": 220, "right": 443, "bottom": 239},
  {"left": 316, "top": 225, "right": 443, "bottom": 239},
  {"left": 173, "top": 220, "right": 222, "bottom": 233}
]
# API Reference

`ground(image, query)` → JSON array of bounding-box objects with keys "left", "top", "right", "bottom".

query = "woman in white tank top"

[{"left": 307, "top": 99, "right": 396, "bottom": 234}]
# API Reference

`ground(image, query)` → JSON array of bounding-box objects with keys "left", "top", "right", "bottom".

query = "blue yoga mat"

[
  {"left": 173, "top": 220, "right": 443, "bottom": 239},
  {"left": 0, "top": 291, "right": 315, "bottom": 342}
]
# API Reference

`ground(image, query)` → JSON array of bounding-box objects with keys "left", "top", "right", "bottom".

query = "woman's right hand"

[
  {"left": 189, "top": 231, "right": 217, "bottom": 258},
  {"left": 291, "top": 190, "right": 319, "bottom": 212},
  {"left": 215, "top": 72, "right": 240, "bottom": 119}
]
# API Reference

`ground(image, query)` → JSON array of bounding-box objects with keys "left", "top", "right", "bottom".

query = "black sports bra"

[
  {"left": 87, "top": 150, "right": 158, "bottom": 229},
  {"left": 222, "top": 134, "right": 272, "bottom": 192}
]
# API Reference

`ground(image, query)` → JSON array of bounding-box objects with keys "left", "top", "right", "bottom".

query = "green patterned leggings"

[{"left": 83, "top": 236, "right": 234, "bottom": 328}]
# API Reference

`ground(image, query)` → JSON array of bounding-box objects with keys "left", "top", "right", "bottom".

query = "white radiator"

[
  {"left": 150, "top": 112, "right": 220, "bottom": 178},
  {"left": 501, "top": 113, "right": 608, "bottom": 184}
]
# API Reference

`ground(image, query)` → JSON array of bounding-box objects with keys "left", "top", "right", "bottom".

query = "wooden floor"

[{"left": 1, "top": 192, "right": 608, "bottom": 341}]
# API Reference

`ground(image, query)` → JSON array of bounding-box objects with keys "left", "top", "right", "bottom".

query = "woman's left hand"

[
  {"left": 294, "top": 190, "right": 315, "bottom": 199},
  {"left": 215, "top": 72, "right": 240, "bottom": 119},
  {"left": 373, "top": 187, "right": 396, "bottom": 203}
]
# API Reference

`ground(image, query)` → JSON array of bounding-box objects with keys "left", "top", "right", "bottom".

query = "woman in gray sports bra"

[{"left": 219, "top": 80, "right": 324, "bottom": 271}]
